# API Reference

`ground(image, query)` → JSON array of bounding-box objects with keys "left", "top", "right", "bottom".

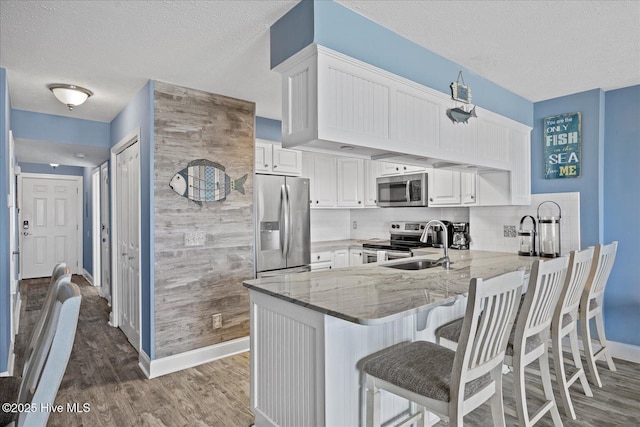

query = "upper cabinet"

[
  {"left": 336, "top": 158, "right": 364, "bottom": 207},
  {"left": 255, "top": 139, "right": 302, "bottom": 176},
  {"left": 275, "top": 44, "right": 532, "bottom": 206}
]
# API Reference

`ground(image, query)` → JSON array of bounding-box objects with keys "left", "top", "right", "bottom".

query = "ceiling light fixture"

[
  {"left": 50, "top": 163, "right": 59, "bottom": 169},
  {"left": 48, "top": 83, "right": 93, "bottom": 110}
]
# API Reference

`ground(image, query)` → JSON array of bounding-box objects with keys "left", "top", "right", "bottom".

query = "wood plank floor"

[{"left": 15, "top": 276, "right": 640, "bottom": 426}]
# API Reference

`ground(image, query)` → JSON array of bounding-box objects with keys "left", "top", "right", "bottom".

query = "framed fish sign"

[
  {"left": 543, "top": 112, "right": 582, "bottom": 179},
  {"left": 169, "top": 159, "right": 247, "bottom": 206}
]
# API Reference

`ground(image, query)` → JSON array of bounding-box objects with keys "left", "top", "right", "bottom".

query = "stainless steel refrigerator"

[{"left": 255, "top": 174, "right": 311, "bottom": 277}]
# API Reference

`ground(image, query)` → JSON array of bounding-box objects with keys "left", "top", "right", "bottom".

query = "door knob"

[{"left": 23, "top": 232, "right": 30, "bottom": 236}]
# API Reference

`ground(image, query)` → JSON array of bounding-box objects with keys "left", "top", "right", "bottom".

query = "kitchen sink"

[{"left": 382, "top": 259, "right": 452, "bottom": 270}]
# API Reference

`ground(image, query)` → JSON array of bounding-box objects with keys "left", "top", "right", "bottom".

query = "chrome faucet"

[{"left": 420, "top": 220, "right": 451, "bottom": 269}]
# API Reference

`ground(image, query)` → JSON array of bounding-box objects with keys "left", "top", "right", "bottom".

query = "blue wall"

[
  {"left": 271, "top": 0, "right": 533, "bottom": 126},
  {"left": 0, "top": 68, "right": 11, "bottom": 372},
  {"left": 110, "top": 81, "right": 154, "bottom": 358},
  {"left": 19, "top": 162, "right": 84, "bottom": 176},
  {"left": 603, "top": 85, "right": 640, "bottom": 346},
  {"left": 532, "top": 89, "right": 605, "bottom": 248},
  {"left": 11, "top": 109, "right": 110, "bottom": 147},
  {"left": 256, "top": 116, "right": 282, "bottom": 142},
  {"left": 532, "top": 86, "right": 640, "bottom": 346}
]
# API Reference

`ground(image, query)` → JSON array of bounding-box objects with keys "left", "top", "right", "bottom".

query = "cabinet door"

[
  {"left": 364, "top": 160, "right": 380, "bottom": 207},
  {"left": 510, "top": 129, "right": 531, "bottom": 205},
  {"left": 255, "top": 140, "right": 272, "bottom": 173},
  {"left": 379, "top": 162, "right": 403, "bottom": 176},
  {"left": 428, "top": 169, "right": 461, "bottom": 205},
  {"left": 333, "top": 249, "right": 349, "bottom": 269},
  {"left": 461, "top": 172, "right": 477, "bottom": 205},
  {"left": 349, "top": 249, "right": 363, "bottom": 266},
  {"left": 312, "top": 154, "right": 337, "bottom": 207},
  {"left": 337, "top": 158, "right": 364, "bottom": 207},
  {"left": 273, "top": 146, "right": 302, "bottom": 176}
]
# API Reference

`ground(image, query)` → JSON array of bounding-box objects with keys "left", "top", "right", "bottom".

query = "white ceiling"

[{"left": 1, "top": 0, "right": 639, "bottom": 167}]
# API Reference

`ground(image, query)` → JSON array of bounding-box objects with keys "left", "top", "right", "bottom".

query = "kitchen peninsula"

[{"left": 243, "top": 251, "right": 541, "bottom": 427}]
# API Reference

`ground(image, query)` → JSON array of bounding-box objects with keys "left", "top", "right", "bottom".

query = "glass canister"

[
  {"left": 537, "top": 201, "right": 561, "bottom": 258},
  {"left": 517, "top": 215, "right": 537, "bottom": 256}
]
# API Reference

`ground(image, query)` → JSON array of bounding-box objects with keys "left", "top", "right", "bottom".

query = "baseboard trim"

[
  {"left": 562, "top": 336, "right": 640, "bottom": 364},
  {"left": 1, "top": 341, "right": 16, "bottom": 377},
  {"left": 82, "top": 269, "right": 94, "bottom": 286},
  {"left": 609, "top": 341, "right": 640, "bottom": 364},
  {"left": 138, "top": 336, "right": 249, "bottom": 379}
]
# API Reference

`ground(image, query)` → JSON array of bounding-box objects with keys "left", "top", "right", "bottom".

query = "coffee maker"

[{"left": 451, "top": 222, "right": 470, "bottom": 250}]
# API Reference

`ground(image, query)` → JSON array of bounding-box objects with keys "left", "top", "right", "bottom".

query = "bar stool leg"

[
  {"left": 581, "top": 313, "right": 603, "bottom": 388},
  {"left": 539, "top": 348, "right": 563, "bottom": 426},
  {"left": 569, "top": 326, "right": 593, "bottom": 397},
  {"left": 489, "top": 369, "right": 506, "bottom": 427},
  {"left": 595, "top": 310, "right": 617, "bottom": 371},
  {"left": 366, "top": 382, "right": 380, "bottom": 427},
  {"left": 552, "top": 323, "right": 576, "bottom": 419}
]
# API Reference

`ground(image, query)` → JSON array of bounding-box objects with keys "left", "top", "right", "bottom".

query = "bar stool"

[
  {"left": 580, "top": 241, "right": 618, "bottom": 387},
  {"left": 551, "top": 248, "right": 594, "bottom": 419},
  {"left": 360, "top": 270, "right": 524, "bottom": 427},
  {"left": 435, "top": 258, "right": 568, "bottom": 426}
]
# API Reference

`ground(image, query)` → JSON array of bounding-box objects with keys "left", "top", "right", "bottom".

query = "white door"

[
  {"left": 100, "top": 162, "right": 111, "bottom": 301},
  {"left": 19, "top": 174, "right": 81, "bottom": 279},
  {"left": 116, "top": 142, "right": 140, "bottom": 350}
]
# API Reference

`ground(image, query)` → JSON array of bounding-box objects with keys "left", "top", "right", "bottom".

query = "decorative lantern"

[
  {"left": 517, "top": 215, "right": 537, "bottom": 256},
  {"left": 537, "top": 201, "right": 561, "bottom": 258}
]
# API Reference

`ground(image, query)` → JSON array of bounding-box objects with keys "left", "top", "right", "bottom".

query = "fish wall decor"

[
  {"left": 446, "top": 106, "right": 477, "bottom": 124},
  {"left": 169, "top": 159, "right": 247, "bottom": 206}
]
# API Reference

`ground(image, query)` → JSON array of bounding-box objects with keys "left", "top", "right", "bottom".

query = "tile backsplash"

[
  {"left": 469, "top": 192, "right": 580, "bottom": 255},
  {"left": 310, "top": 207, "right": 470, "bottom": 242}
]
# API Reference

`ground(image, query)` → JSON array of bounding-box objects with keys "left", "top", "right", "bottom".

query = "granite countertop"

[{"left": 244, "top": 250, "right": 543, "bottom": 325}]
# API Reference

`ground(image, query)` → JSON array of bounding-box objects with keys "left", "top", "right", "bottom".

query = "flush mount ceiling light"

[{"left": 48, "top": 83, "right": 93, "bottom": 110}]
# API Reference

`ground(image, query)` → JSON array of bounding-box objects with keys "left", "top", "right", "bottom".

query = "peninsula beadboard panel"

[{"left": 153, "top": 81, "right": 255, "bottom": 358}]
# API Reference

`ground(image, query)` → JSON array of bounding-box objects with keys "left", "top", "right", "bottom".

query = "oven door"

[{"left": 362, "top": 249, "right": 380, "bottom": 264}]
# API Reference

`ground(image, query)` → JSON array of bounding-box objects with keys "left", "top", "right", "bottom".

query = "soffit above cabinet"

[{"left": 275, "top": 44, "right": 531, "bottom": 172}]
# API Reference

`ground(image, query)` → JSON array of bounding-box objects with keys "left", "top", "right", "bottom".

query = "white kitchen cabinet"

[
  {"left": 461, "top": 172, "right": 477, "bottom": 205},
  {"left": 255, "top": 139, "right": 302, "bottom": 176},
  {"left": 337, "top": 158, "right": 364, "bottom": 207},
  {"left": 333, "top": 249, "right": 349, "bottom": 269},
  {"left": 305, "top": 153, "right": 337, "bottom": 208},
  {"left": 364, "top": 160, "right": 381, "bottom": 207},
  {"left": 477, "top": 118, "right": 511, "bottom": 170},
  {"left": 379, "top": 162, "right": 425, "bottom": 176},
  {"left": 349, "top": 248, "right": 363, "bottom": 266},
  {"left": 509, "top": 129, "right": 531, "bottom": 205},
  {"left": 439, "top": 105, "right": 478, "bottom": 160},
  {"left": 428, "top": 169, "right": 461, "bottom": 205},
  {"left": 311, "top": 251, "right": 333, "bottom": 271}
]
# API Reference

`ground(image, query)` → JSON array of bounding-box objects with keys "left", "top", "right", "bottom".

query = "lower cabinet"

[
  {"left": 311, "top": 250, "right": 333, "bottom": 271},
  {"left": 349, "top": 248, "right": 363, "bottom": 265},
  {"left": 333, "top": 249, "right": 349, "bottom": 269}
]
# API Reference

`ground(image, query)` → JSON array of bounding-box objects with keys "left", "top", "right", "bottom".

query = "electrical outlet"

[
  {"left": 352, "top": 221, "right": 358, "bottom": 230},
  {"left": 503, "top": 225, "right": 517, "bottom": 238},
  {"left": 185, "top": 231, "right": 206, "bottom": 247},
  {"left": 212, "top": 313, "right": 222, "bottom": 329}
]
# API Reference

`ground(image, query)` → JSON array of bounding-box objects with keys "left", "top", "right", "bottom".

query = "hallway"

[{"left": 15, "top": 276, "right": 254, "bottom": 427}]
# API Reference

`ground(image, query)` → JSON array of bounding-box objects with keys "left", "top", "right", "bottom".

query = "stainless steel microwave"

[{"left": 376, "top": 172, "right": 428, "bottom": 207}]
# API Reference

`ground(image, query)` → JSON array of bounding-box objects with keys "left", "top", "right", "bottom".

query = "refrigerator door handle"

[
  {"left": 283, "top": 184, "right": 291, "bottom": 258},
  {"left": 279, "top": 184, "right": 286, "bottom": 255}
]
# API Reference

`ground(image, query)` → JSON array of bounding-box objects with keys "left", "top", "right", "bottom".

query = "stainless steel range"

[{"left": 362, "top": 221, "right": 433, "bottom": 263}]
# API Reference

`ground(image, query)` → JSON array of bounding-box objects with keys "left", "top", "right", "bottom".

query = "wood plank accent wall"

[{"left": 153, "top": 81, "right": 255, "bottom": 358}]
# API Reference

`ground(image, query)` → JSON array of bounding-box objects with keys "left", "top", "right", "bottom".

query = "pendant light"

[{"left": 48, "top": 84, "right": 93, "bottom": 110}]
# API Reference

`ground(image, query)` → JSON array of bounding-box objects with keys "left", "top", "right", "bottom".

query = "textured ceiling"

[{"left": 1, "top": 0, "right": 639, "bottom": 167}]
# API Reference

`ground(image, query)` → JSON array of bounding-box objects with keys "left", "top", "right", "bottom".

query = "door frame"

[
  {"left": 109, "top": 128, "right": 142, "bottom": 354},
  {"left": 91, "top": 167, "right": 101, "bottom": 288},
  {"left": 17, "top": 172, "right": 83, "bottom": 278},
  {"left": 99, "top": 161, "right": 111, "bottom": 302}
]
